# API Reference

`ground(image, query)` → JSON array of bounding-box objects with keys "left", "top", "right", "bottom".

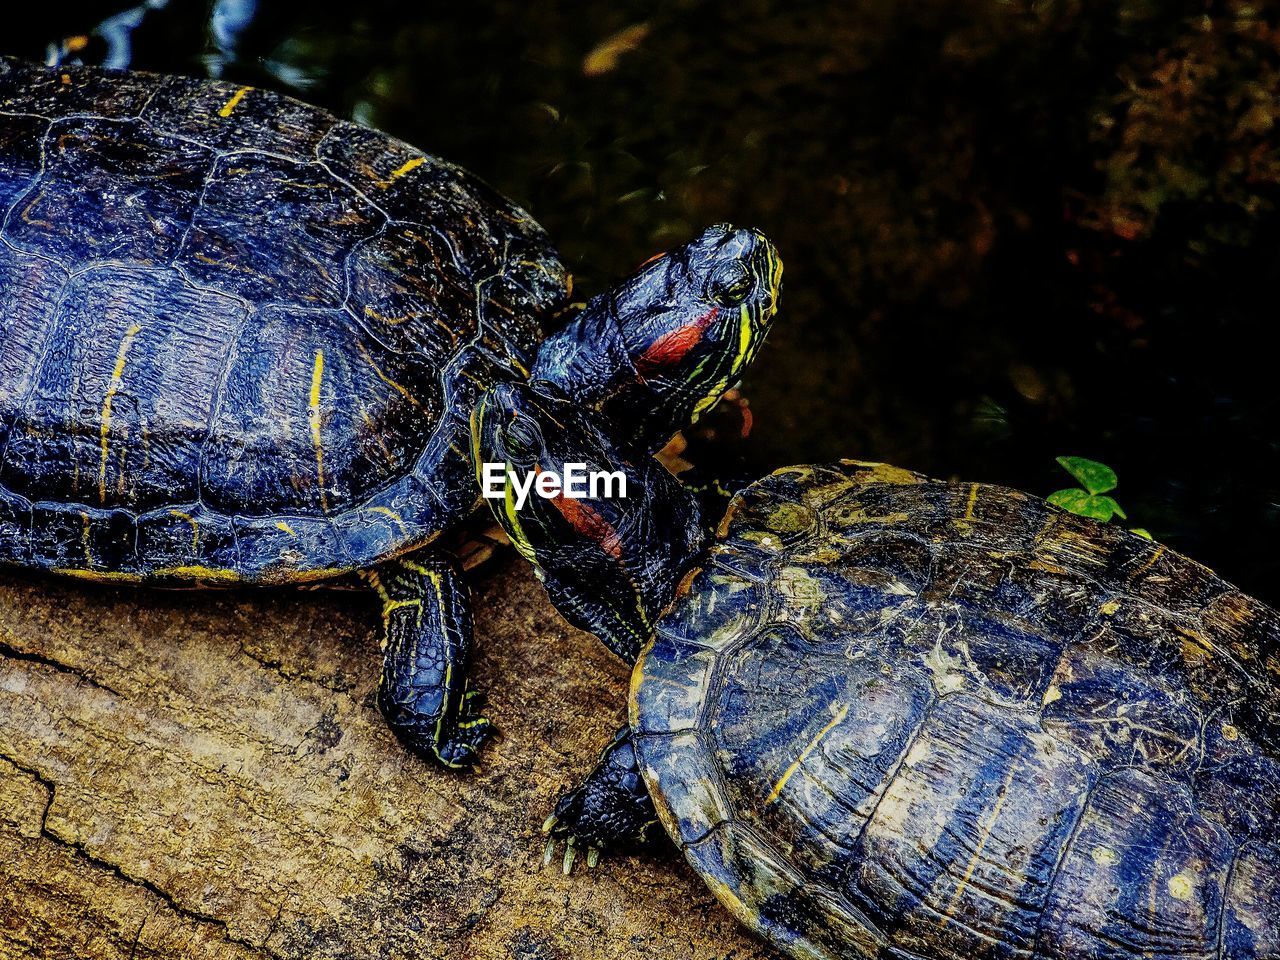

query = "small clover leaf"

[
  {"left": 1049, "top": 456, "right": 1148, "bottom": 536},
  {"left": 1048, "top": 489, "right": 1126, "bottom": 521},
  {"left": 1047, "top": 489, "right": 1092, "bottom": 512},
  {"left": 1055, "top": 456, "right": 1118, "bottom": 495},
  {"left": 1088, "top": 495, "right": 1126, "bottom": 522}
]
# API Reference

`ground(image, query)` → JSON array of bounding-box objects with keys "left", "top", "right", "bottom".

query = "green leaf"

[
  {"left": 1075, "top": 496, "right": 1117, "bottom": 521},
  {"left": 1129, "top": 527, "right": 1153, "bottom": 540},
  {"left": 1047, "top": 489, "right": 1092, "bottom": 512},
  {"left": 1091, "top": 495, "right": 1125, "bottom": 521},
  {"left": 1056, "top": 456, "right": 1118, "bottom": 495},
  {"left": 1048, "top": 489, "right": 1124, "bottom": 521}
]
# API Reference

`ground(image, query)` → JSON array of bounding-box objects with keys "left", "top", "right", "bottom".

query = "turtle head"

[
  {"left": 471, "top": 382, "right": 706, "bottom": 663},
  {"left": 531, "top": 224, "right": 782, "bottom": 452},
  {"left": 470, "top": 382, "right": 632, "bottom": 567}
]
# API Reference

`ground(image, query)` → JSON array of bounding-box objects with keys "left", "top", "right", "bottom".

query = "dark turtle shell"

[
  {"left": 0, "top": 58, "right": 567, "bottom": 583},
  {"left": 633, "top": 460, "right": 1280, "bottom": 960}
]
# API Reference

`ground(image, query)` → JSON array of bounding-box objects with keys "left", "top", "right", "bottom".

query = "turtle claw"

[
  {"left": 539, "top": 816, "right": 602, "bottom": 874},
  {"left": 540, "top": 831, "right": 584, "bottom": 873},
  {"left": 540, "top": 730, "right": 654, "bottom": 873}
]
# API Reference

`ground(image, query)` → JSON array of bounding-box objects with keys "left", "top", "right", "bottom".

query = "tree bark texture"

[{"left": 0, "top": 557, "right": 771, "bottom": 960}]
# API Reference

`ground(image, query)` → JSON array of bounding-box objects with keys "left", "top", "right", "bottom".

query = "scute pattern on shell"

[
  {"left": 633, "top": 460, "right": 1280, "bottom": 960},
  {"left": 0, "top": 58, "right": 568, "bottom": 582}
]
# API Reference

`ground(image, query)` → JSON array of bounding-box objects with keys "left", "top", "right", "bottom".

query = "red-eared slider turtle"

[
  {"left": 473, "top": 384, "right": 1279, "bottom": 959},
  {"left": 0, "top": 57, "right": 783, "bottom": 767}
]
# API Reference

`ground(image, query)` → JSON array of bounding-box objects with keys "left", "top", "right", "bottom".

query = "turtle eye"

[
  {"left": 504, "top": 418, "right": 541, "bottom": 460},
  {"left": 707, "top": 260, "right": 754, "bottom": 306}
]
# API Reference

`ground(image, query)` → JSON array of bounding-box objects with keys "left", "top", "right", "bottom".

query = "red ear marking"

[
  {"left": 635, "top": 306, "right": 719, "bottom": 377},
  {"left": 638, "top": 251, "right": 667, "bottom": 269},
  {"left": 538, "top": 466, "right": 624, "bottom": 559},
  {"left": 551, "top": 495, "right": 623, "bottom": 559}
]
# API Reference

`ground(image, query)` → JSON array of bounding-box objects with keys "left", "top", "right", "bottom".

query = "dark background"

[{"left": 5, "top": 0, "right": 1279, "bottom": 601}]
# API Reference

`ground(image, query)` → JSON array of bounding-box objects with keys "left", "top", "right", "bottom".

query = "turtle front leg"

[
  {"left": 544, "top": 725, "right": 658, "bottom": 873},
  {"left": 363, "top": 554, "right": 493, "bottom": 768}
]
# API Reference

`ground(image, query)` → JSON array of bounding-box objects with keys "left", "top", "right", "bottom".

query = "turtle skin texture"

[
  {"left": 632, "top": 461, "right": 1279, "bottom": 960},
  {"left": 0, "top": 57, "right": 566, "bottom": 583}
]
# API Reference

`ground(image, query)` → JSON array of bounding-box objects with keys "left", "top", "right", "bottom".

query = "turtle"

[
  {"left": 471, "top": 382, "right": 1280, "bottom": 960},
  {"left": 0, "top": 57, "right": 783, "bottom": 768}
]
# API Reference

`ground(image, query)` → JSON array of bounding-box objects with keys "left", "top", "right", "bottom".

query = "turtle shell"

[
  {"left": 0, "top": 59, "right": 567, "bottom": 583},
  {"left": 632, "top": 460, "right": 1280, "bottom": 960}
]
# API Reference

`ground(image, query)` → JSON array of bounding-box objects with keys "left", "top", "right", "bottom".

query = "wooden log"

[{"left": 0, "top": 558, "right": 770, "bottom": 959}]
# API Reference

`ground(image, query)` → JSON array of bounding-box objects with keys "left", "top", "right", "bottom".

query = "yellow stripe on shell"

[
  {"left": 217, "top": 86, "right": 252, "bottom": 118},
  {"left": 368, "top": 506, "right": 408, "bottom": 533},
  {"left": 155, "top": 565, "right": 241, "bottom": 581},
  {"left": 384, "top": 156, "right": 424, "bottom": 185},
  {"left": 98, "top": 322, "right": 143, "bottom": 504},
  {"left": 309, "top": 350, "right": 329, "bottom": 512},
  {"left": 1133, "top": 544, "right": 1167, "bottom": 577},
  {"left": 766, "top": 703, "right": 849, "bottom": 804},
  {"left": 56, "top": 565, "right": 359, "bottom": 586},
  {"left": 169, "top": 510, "right": 201, "bottom": 552},
  {"left": 79, "top": 511, "right": 93, "bottom": 566},
  {"left": 55, "top": 568, "right": 144, "bottom": 583},
  {"left": 936, "top": 761, "right": 1020, "bottom": 923}
]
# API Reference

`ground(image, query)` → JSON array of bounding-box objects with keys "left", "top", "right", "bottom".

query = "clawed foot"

[
  {"left": 536, "top": 726, "right": 658, "bottom": 873},
  {"left": 434, "top": 683, "right": 494, "bottom": 768},
  {"left": 381, "top": 682, "right": 495, "bottom": 769},
  {"left": 541, "top": 812, "right": 605, "bottom": 874}
]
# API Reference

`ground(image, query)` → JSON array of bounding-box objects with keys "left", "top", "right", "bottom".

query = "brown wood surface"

[{"left": 0, "top": 556, "right": 771, "bottom": 960}]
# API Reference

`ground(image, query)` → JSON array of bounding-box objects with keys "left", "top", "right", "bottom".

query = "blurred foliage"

[
  {"left": 4, "top": 0, "right": 1278, "bottom": 599},
  {"left": 1082, "top": 1, "right": 1280, "bottom": 250}
]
